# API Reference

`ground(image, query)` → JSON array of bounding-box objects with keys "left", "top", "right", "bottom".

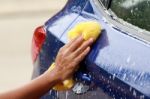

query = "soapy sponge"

[
  {"left": 68, "top": 21, "right": 101, "bottom": 41},
  {"left": 48, "top": 21, "right": 102, "bottom": 91},
  {"left": 48, "top": 63, "right": 74, "bottom": 90}
]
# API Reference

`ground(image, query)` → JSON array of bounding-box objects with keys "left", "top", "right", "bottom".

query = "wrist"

[{"left": 44, "top": 67, "right": 62, "bottom": 85}]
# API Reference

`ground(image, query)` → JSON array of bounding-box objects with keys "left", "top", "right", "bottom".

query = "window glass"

[
  {"left": 100, "top": 0, "right": 109, "bottom": 8},
  {"left": 110, "top": 0, "right": 150, "bottom": 32}
]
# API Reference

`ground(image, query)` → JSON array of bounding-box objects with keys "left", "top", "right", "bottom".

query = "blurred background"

[{"left": 0, "top": 0, "right": 66, "bottom": 92}]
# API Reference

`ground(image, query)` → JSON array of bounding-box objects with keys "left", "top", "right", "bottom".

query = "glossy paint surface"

[{"left": 32, "top": 0, "right": 150, "bottom": 98}]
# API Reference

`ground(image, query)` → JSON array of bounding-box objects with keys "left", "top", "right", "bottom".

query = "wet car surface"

[{"left": 31, "top": 0, "right": 150, "bottom": 99}]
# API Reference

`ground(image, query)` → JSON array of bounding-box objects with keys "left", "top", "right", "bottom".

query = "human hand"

[{"left": 50, "top": 35, "right": 94, "bottom": 82}]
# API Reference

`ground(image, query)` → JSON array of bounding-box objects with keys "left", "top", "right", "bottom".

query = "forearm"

[
  {"left": 0, "top": 36, "right": 93, "bottom": 99},
  {"left": 0, "top": 70, "right": 59, "bottom": 99}
]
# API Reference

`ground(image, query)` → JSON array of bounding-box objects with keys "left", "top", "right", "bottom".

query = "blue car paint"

[{"left": 32, "top": 0, "right": 150, "bottom": 98}]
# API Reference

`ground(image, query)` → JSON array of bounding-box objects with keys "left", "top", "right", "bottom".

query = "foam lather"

[{"left": 48, "top": 21, "right": 102, "bottom": 91}]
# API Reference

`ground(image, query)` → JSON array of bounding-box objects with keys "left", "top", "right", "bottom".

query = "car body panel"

[{"left": 32, "top": 0, "right": 150, "bottom": 98}]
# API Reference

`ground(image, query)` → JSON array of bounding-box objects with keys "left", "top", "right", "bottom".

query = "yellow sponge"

[
  {"left": 68, "top": 21, "right": 101, "bottom": 41},
  {"left": 48, "top": 63, "right": 74, "bottom": 91},
  {"left": 48, "top": 21, "right": 102, "bottom": 91}
]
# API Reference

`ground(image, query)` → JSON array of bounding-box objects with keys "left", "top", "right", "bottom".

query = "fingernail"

[
  {"left": 79, "top": 35, "right": 82, "bottom": 38},
  {"left": 89, "top": 38, "right": 94, "bottom": 42}
]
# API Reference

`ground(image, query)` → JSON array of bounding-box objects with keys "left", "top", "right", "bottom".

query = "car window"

[{"left": 110, "top": 0, "right": 150, "bottom": 32}]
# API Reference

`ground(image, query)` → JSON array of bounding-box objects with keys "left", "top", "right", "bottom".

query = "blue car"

[{"left": 31, "top": 0, "right": 150, "bottom": 99}]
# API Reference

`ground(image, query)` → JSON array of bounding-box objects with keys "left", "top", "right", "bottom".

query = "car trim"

[{"left": 94, "top": 0, "right": 150, "bottom": 44}]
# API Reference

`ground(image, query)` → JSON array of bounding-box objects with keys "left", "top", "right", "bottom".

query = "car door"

[
  {"left": 32, "top": 0, "right": 150, "bottom": 98},
  {"left": 57, "top": 0, "right": 150, "bottom": 98}
]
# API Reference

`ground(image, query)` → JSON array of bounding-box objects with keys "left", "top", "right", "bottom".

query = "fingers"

[
  {"left": 73, "top": 38, "right": 93, "bottom": 57},
  {"left": 54, "top": 35, "right": 94, "bottom": 81},
  {"left": 74, "top": 47, "right": 90, "bottom": 64},
  {"left": 64, "top": 36, "right": 79, "bottom": 48},
  {"left": 58, "top": 36, "right": 81, "bottom": 53},
  {"left": 67, "top": 35, "right": 84, "bottom": 52}
]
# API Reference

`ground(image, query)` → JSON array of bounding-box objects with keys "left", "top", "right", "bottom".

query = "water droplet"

[
  {"left": 127, "top": 56, "right": 131, "bottom": 63},
  {"left": 56, "top": 91, "right": 59, "bottom": 99},
  {"left": 122, "top": 74, "right": 127, "bottom": 80},
  {"left": 109, "top": 76, "right": 112, "bottom": 79},
  {"left": 65, "top": 91, "right": 68, "bottom": 99},
  {"left": 133, "top": 90, "right": 136, "bottom": 97},
  {"left": 119, "top": 66, "right": 123, "bottom": 71},
  {"left": 49, "top": 90, "right": 52, "bottom": 95},
  {"left": 140, "top": 82, "right": 144, "bottom": 86},
  {"left": 131, "top": 9, "right": 133, "bottom": 14},
  {"left": 113, "top": 74, "right": 116, "bottom": 80},
  {"left": 102, "top": 17, "right": 108, "bottom": 23},
  {"left": 113, "top": 94, "right": 115, "bottom": 99},
  {"left": 109, "top": 88, "right": 112, "bottom": 92},
  {"left": 129, "top": 87, "right": 132, "bottom": 91}
]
